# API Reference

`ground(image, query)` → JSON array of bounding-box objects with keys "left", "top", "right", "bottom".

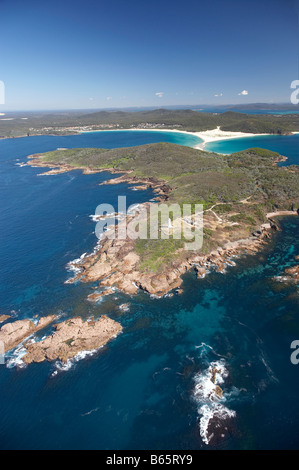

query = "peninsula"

[{"left": 26, "top": 143, "right": 299, "bottom": 298}]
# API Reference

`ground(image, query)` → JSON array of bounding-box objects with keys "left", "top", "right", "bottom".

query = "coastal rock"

[
  {"left": 216, "top": 262, "right": 226, "bottom": 273},
  {"left": 285, "top": 266, "right": 299, "bottom": 276},
  {"left": 87, "top": 288, "right": 115, "bottom": 302},
  {"left": 138, "top": 272, "right": 183, "bottom": 297},
  {"left": 119, "top": 303, "right": 130, "bottom": 312},
  {"left": 269, "top": 219, "right": 280, "bottom": 231},
  {"left": 274, "top": 258, "right": 299, "bottom": 287},
  {"left": 0, "top": 315, "right": 56, "bottom": 352},
  {"left": 214, "top": 385, "right": 224, "bottom": 399},
  {"left": 0, "top": 315, "right": 11, "bottom": 324},
  {"left": 284, "top": 265, "right": 299, "bottom": 282},
  {"left": 195, "top": 267, "right": 207, "bottom": 278},
  {"left": 130, "top": 185, "right": 149, "bottom": 191},
  {"left": 23, "top": 316, "right": 123, "bottom": 364},
  {"left": 211, "top": 366, "right": 222, "bottom": 384}
]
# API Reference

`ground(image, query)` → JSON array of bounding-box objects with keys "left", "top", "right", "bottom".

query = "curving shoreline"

[
  {"left": 3, "top": 126, "right": 298, "bottom": 151},
  {"left": 80, "top": 127, "right": 281, "bottom": 150}
]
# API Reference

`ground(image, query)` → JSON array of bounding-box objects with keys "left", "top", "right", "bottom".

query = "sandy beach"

[
  {"left": 81, "top": 126, "right": 273, "bottom": 150},
  {"left": 192, "top": 127, "right": 271, "bottom": 149}
]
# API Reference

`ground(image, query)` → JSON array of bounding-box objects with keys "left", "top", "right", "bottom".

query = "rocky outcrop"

[
  {"left": 284, "top": 264, "right": 299, "bottom": 283},
  {"left": 87, "top": 288, "right": 115, "bottom": 302},
  {"left": 101, "top": 175, "right": 170, "bottom": 199},
  {"left": 0, "top": 315, "right": 11, "bottom": 324},
  {"left": 0, "top": 315, "right": 56, "bottom": 352},
  {"left": 66, "top": 211, "right": 271, "bottom": 300},
  {"left": 23, "top": 316, "right": 123, "bottom": 364},
  {"left": 274, "top": 257, "right": 299, "bottom": 287}
]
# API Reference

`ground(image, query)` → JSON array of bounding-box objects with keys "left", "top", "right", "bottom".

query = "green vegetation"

[
  {"left": 33, "top": 142, "right": 299, "bottom": 272},
  {"left": 64, "top": 338, "right": 74, "bottom": 347},
  {"left": 135, "top": 238, "right": 185, "bottom": 273},
  {"left": 229, "top": 213, "right": 256, "bottom": 226},
  {"left": 1, "top": 108, "right": 299, "bottom": 138},
  {"left": 214, "top": 203, "right": 233, "bottom": 214},
  {"left": 203, "top": 227, "right": 213, "bottom": 238},
  {"left": 39, "top": 143, "right": 299, "bottom": 211}
]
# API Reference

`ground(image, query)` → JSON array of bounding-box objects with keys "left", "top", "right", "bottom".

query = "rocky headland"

[
  {"left": 26, "top": 144, "right": 299, "bottom": 300},
  {"left": 67, "top": 200, "right": 298, "bottom": 299}
]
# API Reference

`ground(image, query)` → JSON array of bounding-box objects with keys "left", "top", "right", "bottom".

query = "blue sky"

[{"left": 0, "top": 0, "right": 298, "bottom": 110}]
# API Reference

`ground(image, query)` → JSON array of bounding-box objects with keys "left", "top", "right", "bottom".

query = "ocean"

[{"left": 0, "top": 130, "right": 298, "bottom": 450}]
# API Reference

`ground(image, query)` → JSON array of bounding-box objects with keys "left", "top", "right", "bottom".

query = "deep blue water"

[{"left": 0, "top": 131, "right": 299, "bottom": 450}]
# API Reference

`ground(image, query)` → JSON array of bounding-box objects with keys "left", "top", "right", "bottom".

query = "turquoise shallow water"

[
  {"left": 206, "top": 134, "right": 299, "bottom": 166},
  {"left": 0, "top": 131, "right": 298, "bottom": 449}
]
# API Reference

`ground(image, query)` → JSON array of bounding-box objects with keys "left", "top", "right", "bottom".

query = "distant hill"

[{"left": 1, "top": 107, "right": 299, "bottom": 137}]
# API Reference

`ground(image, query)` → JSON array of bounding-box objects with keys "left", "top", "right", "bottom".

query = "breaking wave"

[
  {"left": 51, "top": 348, "right": 103, "bottom": 377},
  {"left": 192, "top": 359, "right": 237, "bottom": 445}
]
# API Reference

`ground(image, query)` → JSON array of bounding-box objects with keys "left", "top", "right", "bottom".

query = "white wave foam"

[
  {"left": 193, "top": 359, "right": 236, "bottom": 445},
  {"left": 199, "top": 403, "right": 236, "bottom": 445},
  {"left": 68, "top": 252, "right": 87, "bottom": 267},
  {"left": 89, "top": 212, "right": 119, "bottom": 222},
  {"left": 6, "top": 346, "right": 28, "bottom": 369},
  {"left": 81, "top": 407, "right": 100, "bottom": 417},
  {"left": 51, "top": 348, "right": 102, "bottom": 377},
  {"left": 65, "top": 252, "right": 88, "bottom": 277},
  {"left": 119, "top": 303, "right": 130, "bottom": 312}
]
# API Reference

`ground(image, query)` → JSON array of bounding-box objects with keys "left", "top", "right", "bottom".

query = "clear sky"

[{"left": 0, "top": 0, "right": 298, "bottom": 110}]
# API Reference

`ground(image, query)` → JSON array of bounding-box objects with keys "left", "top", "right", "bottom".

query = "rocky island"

[
  {"left": 23, "top": 316, "right": 123, "bottom": 364},
  {"left": 0, "top": 314, "right": 122, "bottom": 364},
  {"left": 0, "top": 315, "right": 56, "bottom": 352}
]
